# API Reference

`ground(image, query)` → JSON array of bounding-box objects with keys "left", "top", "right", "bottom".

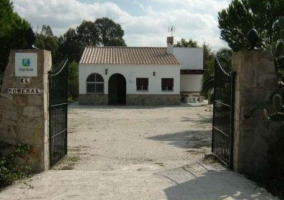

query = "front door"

[{"left": 108, "top": 73, "right": 126, "bottom": 105}]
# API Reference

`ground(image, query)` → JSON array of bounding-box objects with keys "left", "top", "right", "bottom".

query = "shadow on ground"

[
  {"left": 180, "top": 114, "right": 212, "bottom": 125},
  {"left": 68, "top": 101, "right": 210, "bottom": 110},
  {"left": 147, "top": 130, "right": 211, "bottom": 149},
  {"left": 156, "top": 162, "right": 274, "bottom": 200}
]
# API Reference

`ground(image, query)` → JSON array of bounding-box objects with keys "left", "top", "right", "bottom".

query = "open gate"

[
  {"left": 212, "top": 56, "right": 236, "bottom": 169},
  {"left": 49, "top": 60, "right": 68, "bottom": 167}
]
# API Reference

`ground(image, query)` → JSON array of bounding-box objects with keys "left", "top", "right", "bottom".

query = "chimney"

[{"left": 167, "top": 36, "right": 174, "bottom": 54}]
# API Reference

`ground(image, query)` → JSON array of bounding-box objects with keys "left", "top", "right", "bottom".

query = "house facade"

[
  {"left": 174, "top": 48, "right": 204, "bottom": 95},
  {"left": 79, "top": 37, "right": 203, "bottom": 105}
]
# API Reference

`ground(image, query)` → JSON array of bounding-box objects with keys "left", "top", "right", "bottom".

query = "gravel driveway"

[{"left": 0, "top": 102, "right": 277, "bottom": 200}]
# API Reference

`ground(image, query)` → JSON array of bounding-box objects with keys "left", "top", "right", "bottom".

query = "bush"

[
  {"left": 266, "top": 137, "right": 284, "bottom": 198},
  {"left": 68, "top": 79, "right": 79, "bottom": 100},
  {"left": 0, "top": 141, "right": 31, "bottom": 188}
]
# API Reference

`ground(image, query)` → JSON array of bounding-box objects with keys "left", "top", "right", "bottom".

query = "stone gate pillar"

[
  {"left": 0, "top": 49, "right": 51, "bottom": 172},
  {"left": 232, "top": 51, "right": 278, "bottom": 177}
]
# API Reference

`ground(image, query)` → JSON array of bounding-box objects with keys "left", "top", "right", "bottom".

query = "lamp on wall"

[
  {"left": 105, "top": 69, "right": 108, "bottom": 75},
  {"left": 153, "top": 71, "right": 156, "bottom": 76}
]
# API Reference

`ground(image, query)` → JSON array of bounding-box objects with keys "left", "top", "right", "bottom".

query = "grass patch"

[{"left": 68, "top": 156, "right": 80, "bottom": 163}]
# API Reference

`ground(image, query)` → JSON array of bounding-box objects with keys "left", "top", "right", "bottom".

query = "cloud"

[
  {"left": 12, "top": 0, "right": 229, "bottom": 50},
  {"left": 13, "top": 0, "right": 130, "bottom": 32}
]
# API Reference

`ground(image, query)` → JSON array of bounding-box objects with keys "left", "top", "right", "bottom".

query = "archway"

[{"left": 108, "top": 73, "right": 126, "bottom": 105}]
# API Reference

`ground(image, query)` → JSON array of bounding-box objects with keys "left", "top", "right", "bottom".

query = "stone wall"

[
  {"left": 127, "top": 94, "right": 180, "bottom": 105},
  {"left": 0, "top": 49, "right": 51, "bottom": 172},
  {"left": 79, "top": 94, "right": 180, "bottom": 105},
  {"left": 79, "top": 94, "right": 108, "bottom": 105},
  {"left": 232, "top": 51, "right": 278, "bottom": 177}
]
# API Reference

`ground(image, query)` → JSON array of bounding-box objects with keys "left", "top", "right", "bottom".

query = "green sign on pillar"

[{"left": 15, "top": 53, "right": 38, "bottom": 77}]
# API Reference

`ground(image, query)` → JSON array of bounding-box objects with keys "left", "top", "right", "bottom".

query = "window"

[
  {"left": 136, "top": 78, "right": 148, "bottom": 91},
  {"left": 161, "top": 78, "right": 174, "bottom": 91},
  {"left": 86, "top": 73, "right": 104, "bottom": 93}
]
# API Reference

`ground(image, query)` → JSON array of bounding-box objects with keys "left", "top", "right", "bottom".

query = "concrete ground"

[{"left": 0, "top": 102, "right": 277, "bottom": 200}]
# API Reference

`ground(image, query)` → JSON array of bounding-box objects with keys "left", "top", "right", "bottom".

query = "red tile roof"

[{"left": 79, "top": 46, "right": 180, "bottom": 65}]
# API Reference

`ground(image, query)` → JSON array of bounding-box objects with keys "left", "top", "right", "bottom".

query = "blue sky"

[{"left": 12, "top": 0, "right": 231, "bottom": 50}]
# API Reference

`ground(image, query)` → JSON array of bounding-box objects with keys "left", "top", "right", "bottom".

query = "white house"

[
  {"left": 174, "top": 48, "right": 204, "bottom": 95},
  {"left": 79, "top": 36, "right": 203, "bottom": 105}
]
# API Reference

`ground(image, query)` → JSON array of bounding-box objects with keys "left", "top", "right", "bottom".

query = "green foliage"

[
  {"left": 269, "top": 16, "right": 284, "bottom": 84},
  {"left": 0, "top": 0, "right": 30, "bottom": 73},
  {"left": 68, "top": 61, "right": 78, "bottom": 81},
  {"left": 265, "top": 94, "right": 284, "bottom": 137},
  {"left": 68, "top": 61, "right": 79, "bottom": 99},
  {"left": 0, "top": 141, "right": 31, "bottom": 188},
  {"left": 95, "top": 17, "right": 126, "bottom": 46},
  {"left": 76, "top": 20, "right": 100, "bottom": 47},
  {"left": 202, "top": 43, "right": 216, "bottom": 70},
  {"left": 201, "top": 65, "right": 214, "bottom": 98},
  {"left": 259, "top": 17, "right": 284, "bottom": 199},
  {"left": 266, "top": 95, "right": 284, "bottom": 138},
  {"left": 35, "top": 25, "right": 58, "bottom": 60},
  {"left": 174, "top": 38, "right": 198, "bottom": 48},
  {"left": 265, "top": 18, "right": 284, "bottom": 137},
  {"left": 56, "top": 28, "right": 81, "bottom": 64},
  {"left": 56, "top": 17, "right": 126, "bottom": 64},
  {"left": 201, "top": 48, "right": 232, "bottom": 98},
  {"left": 218, "top": 0, "right": 284, "bottom": 51},
  {"left": 262, "top": 103, "right": 284, "bottom": 199}
]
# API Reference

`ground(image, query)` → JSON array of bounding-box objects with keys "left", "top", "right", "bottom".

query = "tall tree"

[
  {"left": 174, "top": 38, "right": 198, "bottom": 48},
  {"left": 35, "top": 25, "right": 58, "bottom": 59},
  {"left": 0, "top": 0, "right": 14, "bottom": 35},
  {"left": 56, "top": 28, "right": 81, "bottom": 64},
  {"left": 56, "top": 18, "right": 126, "bottom": 64},
  {"left": 40, "top": 25, "right": 54, "bottom": 36},
  {"left": 76, "top": 20, "right": 100, "bottom": 47},
  {"left": 95, "top": 17, "right": 126, "bottom": 46},
  {"left": 0, "top": 0, "right": 30, "bottom": 74},
  {"left": 218, "top": 0, "right": 284, "bottom": 51}
]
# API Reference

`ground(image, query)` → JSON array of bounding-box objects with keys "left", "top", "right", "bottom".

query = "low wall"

[
  {"left": 127, "top": 94, "right": 180, "bottom": 105},
  {"left": 79, "top": 94, "right": 180, "bottom": 105},
  {"left": 79, "top": 94, "right": 108, "bottom": 105}
]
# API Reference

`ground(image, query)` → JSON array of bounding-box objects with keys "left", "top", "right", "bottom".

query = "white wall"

[
  {"left": 173, "top": 48, "right": 203, "bottom": 70},
  {"left": 180, "top": 74, "right": 203, "bottom": 93},
  {"left": 79, "top": 64, "right": 180, "bottom": 95}
]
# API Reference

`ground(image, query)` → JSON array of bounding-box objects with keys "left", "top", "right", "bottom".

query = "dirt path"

[
  {"left": 64, "top": 103, "right": 212, "bottom": 171},
  {"left": 0, "top": 103, "right": 277, "bottom": 199}
]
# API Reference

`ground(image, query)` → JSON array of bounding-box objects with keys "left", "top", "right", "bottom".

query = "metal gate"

[
  {"left": 212, "top": 56, "right": 236, "bottom": 169},
  {"left": 49, "top": 60, "right": 68, "bottom": 167}
]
